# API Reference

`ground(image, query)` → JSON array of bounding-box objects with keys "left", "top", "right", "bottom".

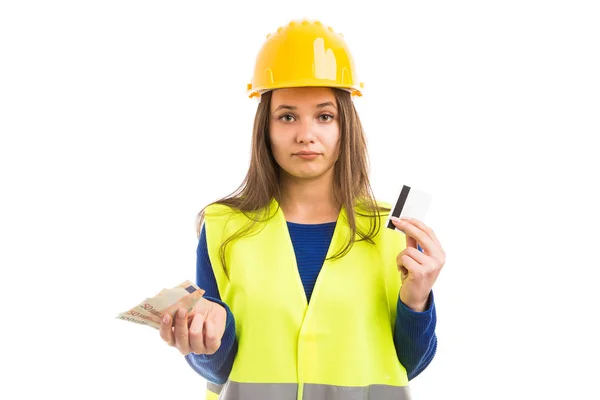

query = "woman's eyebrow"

[
  {"left": 273, "top": 102, "right": 336, "bottom": 112},
  {"left": 274, "top": 105, "right": 296, "bottom": 112},
  {"left": 316, "top": 101, "right": 336, "bottom": 109}
]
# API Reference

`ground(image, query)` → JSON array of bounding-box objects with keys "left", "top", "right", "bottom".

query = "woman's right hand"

[{"left": 159, "top": 297, "right": 227, "bottom": 356}]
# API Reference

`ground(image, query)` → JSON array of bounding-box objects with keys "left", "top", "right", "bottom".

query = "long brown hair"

[{"left": 196, "top": 88, "right": 390, "bottom": 273}]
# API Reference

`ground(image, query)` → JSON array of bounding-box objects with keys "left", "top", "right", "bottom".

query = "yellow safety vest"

[{"left": 202, "top": 197, "right": 410, "bottom": 400}]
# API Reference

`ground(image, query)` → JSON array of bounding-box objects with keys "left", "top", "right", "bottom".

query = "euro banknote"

[{"left": 116, "top": 280, "right": 205, "bottom": 329}]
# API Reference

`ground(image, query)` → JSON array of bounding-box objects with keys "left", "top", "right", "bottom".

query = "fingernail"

[
  {"left": 178, "top": 309, "right": 186, "bottom": 318},
  {"left": 162, "top": 314, "right": 169, "bottom": 324},
  {"left": 390, "top": 216, "right": 401, "bottom": 223}
]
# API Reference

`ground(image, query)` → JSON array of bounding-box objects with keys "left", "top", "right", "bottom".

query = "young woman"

[{"left": 159, "top": 19, "right": 446, "bottom": 400}]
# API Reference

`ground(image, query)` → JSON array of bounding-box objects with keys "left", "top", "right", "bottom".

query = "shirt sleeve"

[
  {"left": 184, "top": 225, "right": 238, "bottom": 384},
  {"left": 393, "top": 244, "right": 438, "bottom": 380}
]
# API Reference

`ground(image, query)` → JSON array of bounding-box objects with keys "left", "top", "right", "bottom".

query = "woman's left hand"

[{"left": 390, "top": 216, "right": 446, "bottom": 312}]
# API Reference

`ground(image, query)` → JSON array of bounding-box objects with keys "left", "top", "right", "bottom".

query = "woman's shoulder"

[
  {"left": 199, "top": 202, "right": 247, "bottom": 236},
  {"left": 203, "top": 202, "right": 236, "bottom": 216},
  {"left": 354, "top": 198, "right": 392, "bottom": 217},
  {"left": 374, "top": 199, "right": 393, "bottom": 212},
  {"left": 202, "top": 199, "right": 273, "bottom": 224}
]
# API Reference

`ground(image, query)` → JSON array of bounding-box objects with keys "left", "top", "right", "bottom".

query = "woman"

[{"left": 159, "top": 19, "right": 446, "bottom": 400}]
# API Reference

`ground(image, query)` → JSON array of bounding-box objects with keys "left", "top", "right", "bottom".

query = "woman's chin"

[{"left": 283, "top": 167, "right": 332, "bottom": 181}]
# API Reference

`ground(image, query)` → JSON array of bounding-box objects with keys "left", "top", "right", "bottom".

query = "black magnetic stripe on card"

[{"left": 387, "top": 185, "right": 411, "bottom": 230}]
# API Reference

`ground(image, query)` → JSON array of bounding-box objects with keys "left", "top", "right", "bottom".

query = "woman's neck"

[{"left": 277, "top": 173, "right": 340, "bottom": 224}]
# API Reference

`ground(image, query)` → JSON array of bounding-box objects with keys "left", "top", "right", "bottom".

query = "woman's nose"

[{"left": 296, "top": 119, "right": 316, "bottom": 143}]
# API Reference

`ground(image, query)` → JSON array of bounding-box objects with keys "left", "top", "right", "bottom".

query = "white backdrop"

[{"left": 1, "top": 1, "right": 599, "bottom": 399}]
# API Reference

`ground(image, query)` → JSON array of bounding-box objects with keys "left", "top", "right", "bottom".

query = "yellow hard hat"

[{"left": 247, "top": 19, "right": 364, "bottom": 98}]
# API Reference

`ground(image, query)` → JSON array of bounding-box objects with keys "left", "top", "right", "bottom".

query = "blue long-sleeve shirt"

[{"left": 185, "top": 221, "right": 437, "bottom": 384}]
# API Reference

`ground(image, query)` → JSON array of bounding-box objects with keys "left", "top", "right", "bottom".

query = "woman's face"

[{"left": 268, "top": 87, "right": 341, "bottom": 181}]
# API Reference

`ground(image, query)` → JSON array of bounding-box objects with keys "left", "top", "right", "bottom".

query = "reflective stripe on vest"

[
  {"left": 203, "top": 198, "right": 409, "bottom": 400},
  {"left": 208, "top": 381, "right": 412, "bottom": 400}
]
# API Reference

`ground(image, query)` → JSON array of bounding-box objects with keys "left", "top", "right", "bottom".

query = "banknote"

[{"left": 116, "top": 280, "right": 205, "bottom": 330}]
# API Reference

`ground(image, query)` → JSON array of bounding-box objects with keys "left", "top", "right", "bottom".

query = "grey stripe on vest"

[
  {"left": 207, "top": 382, "right": 224, "bottom": 395},
  {"left": 218, "top": 381, "right": 297, "bottom": 399},
  {"left": 208, "top": 381, "right": 411, "bottom": 400},
  {"left": 304, "top": 383, "right": 411, "bottom": 400}
]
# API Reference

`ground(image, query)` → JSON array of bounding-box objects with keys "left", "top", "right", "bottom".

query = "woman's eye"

[
  {"left": 319, "top": 114, "right": 334, "bottom": 122},
  {"left": 280, "top": 114, "right": 295, "bottom": 122}
]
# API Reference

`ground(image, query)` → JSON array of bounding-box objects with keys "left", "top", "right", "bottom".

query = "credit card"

[{"left": 385, "top": 185, "right": 432, "bottom": 232}]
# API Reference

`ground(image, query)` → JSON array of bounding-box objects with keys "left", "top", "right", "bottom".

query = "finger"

[
  {"left": 391, "top": 218, "right": 436, "bottom": 255},
  {"left": 406, "top": 233, "right": 418, "bottom": 250},
  {"left": 403, "top": 246, "right": 430, "bottom": 265},
  {"left": 391, "top": 218, "right": 431, "bottom": 247},
  {"left": 203, "top": 319, "right": 222, "bottom": 355},
  {"left": 390, "top": 217, "right": 417, "bottom": 249},
  {"left": 159, "top": 313, "right": 176, "bottom": 347},
  {"left": 405, "top": 217, "right": 441, "bottom": 244},
  {"left": 402, "top": 219, "right": 446, "bottom": 262},
  {"left": 187, "top": 312, "right": 196, "bottom": 328},
  {"left": 174, "top": 308, "right": 191, "bottom": 355},
  {"left": 398, "top": 263, "right": 409, "bottom": 280},
  {"left": 396, "top": 249, "right": 412, "bottom": 281},
  {"left": 205, "top": 310, "right": 226, "bottom": 352},
  {"left": 189, "top": 313, "right": 206, "bottom": 355},
  {"left": 400, "top": 251, "right": 427, "bottom": 278},
  {"left": 402, "top": 246, "right": 445, "bottom": 278},
  {"left": 397, "top": 246, "right": 429, "bottom": 273}
]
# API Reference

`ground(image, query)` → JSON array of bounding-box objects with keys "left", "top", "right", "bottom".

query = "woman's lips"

[
  {"left": 296, "top": 154, "right": 318, "bottom": 160},
  {"left": 294, "top": 152, "right": 320, "bottom": 160}
]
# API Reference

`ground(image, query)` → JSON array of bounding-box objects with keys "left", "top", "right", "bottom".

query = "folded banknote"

[{"left": 116, "top": 280, "right": 205, "bottom": 330}]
